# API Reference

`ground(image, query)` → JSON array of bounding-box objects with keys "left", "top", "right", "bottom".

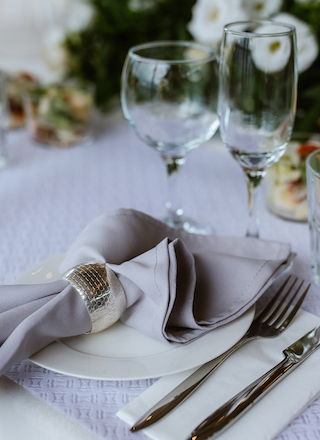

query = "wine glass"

[
  {"left": 219, "top": 21, "right": 298, "bottom": 237},
  {"left": 121, "top": 41, "right": 219, "bottom": 234},
  {"left": 0, "top": 71, "right": 8, "bottom": 169}
]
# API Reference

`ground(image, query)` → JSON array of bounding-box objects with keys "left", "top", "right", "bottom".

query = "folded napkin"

[
  {"left": 117, "top": 309, "right": 320, "bottom": 440},
  {"left": 0, "top": 208, "right": 293, "bottom": 376}
]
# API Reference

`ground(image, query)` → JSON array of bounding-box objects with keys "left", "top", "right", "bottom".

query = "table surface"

[{"left": 2, "top": 108, "right": 320, "bottom": 440}]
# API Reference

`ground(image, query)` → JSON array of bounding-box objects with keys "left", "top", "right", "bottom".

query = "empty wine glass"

[
  {"left": 219, "top": 21, "right": 298, "bottom": 237},
  {"left": 121, "top": 41, "right": 219, "bottom": 234},
  {"left": 0, "top": 71, "right": 8, "bottom": 169}
]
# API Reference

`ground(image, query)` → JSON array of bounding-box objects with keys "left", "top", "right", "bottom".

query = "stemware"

[
  {"left": 219, "top": 21, "right": 298, "bottom": 237},
  {"left": 0, "top": 71, "right": 8, "bottom": 168},
  {"left": 121, "top": 41, "right": 219, "bottom": 234}
]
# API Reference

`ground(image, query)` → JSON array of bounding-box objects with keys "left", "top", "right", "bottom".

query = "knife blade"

[{"left": 187, "top": 324, "right": 320, "bottom": 440}]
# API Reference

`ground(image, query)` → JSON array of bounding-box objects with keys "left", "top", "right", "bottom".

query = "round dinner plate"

[{"left": 15, "top": 254, "right": 255, "bottom": 380}]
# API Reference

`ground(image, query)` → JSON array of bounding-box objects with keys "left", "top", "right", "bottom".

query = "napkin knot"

[{"left": 61, "top": 261, "right": 127, "bottom": 334}]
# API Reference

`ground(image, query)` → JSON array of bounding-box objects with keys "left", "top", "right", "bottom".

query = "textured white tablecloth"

[{"left": 2, "top": 108, "right": 320, "bottom": 440}]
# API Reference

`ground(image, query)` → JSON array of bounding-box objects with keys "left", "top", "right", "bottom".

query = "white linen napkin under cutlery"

[{"left": 118, "top": 309, "right": 320, "bottom": 440}]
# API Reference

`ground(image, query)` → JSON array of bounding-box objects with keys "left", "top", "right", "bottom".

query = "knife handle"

[{"left": 188, "top": 356, "right": 294, "bottom": 440}]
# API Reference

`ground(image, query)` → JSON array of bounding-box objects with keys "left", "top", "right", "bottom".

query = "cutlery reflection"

[
  {"left": 187, "top": 324, "right": 320, "bottom": 440},
  {"left": 131, "top": 277, "right": 310, "bottom": 432}
]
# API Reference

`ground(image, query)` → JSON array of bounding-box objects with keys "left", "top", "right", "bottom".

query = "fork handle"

[{"left": 187, "top": 356, "right": 294, "bottom": 440}]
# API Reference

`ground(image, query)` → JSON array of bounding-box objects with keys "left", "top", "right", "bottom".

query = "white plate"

[{"left": 15, "top": 255, "right": 255, "bottom": 380}]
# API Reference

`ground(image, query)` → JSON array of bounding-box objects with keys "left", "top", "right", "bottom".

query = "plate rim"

[{"left": 14, "top": 254, "right": 255, "bottom": 380}]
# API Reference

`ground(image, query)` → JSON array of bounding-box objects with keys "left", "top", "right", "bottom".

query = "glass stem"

[
  {"left": 244, "top": 169, "right": 266, "bottom": 238},
  {"left": 162, "top": 156, "right": 186, "bottom": 228},
  {"left": 0, "top": 107, "right": 7, "bottom": 169}
]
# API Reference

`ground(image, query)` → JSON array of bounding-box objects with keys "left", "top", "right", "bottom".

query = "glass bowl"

[
  {"left": 23, "top": 81, "right": 94, "bottom": 148},
  {"left": 266, "top": 133, "right": 320, "bottom": 222},
  {"left": 7, "top": 72, "right": 38, "bottom": 129}
]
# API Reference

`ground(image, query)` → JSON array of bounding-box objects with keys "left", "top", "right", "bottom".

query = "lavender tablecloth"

[{"left": 2, "top": 108, "right": 320, "bottom": 440}]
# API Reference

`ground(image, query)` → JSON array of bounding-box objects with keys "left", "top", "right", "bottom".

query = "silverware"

[
  {"left": 187, "top": 323, "right": 320, "bottom": 440},
  {"left": 131, "top": 277, "right": 310, "bottom": 432}
]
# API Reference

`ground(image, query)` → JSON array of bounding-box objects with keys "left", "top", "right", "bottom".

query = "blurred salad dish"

[
  {"left": 267, "top": 134, "right": 320, "bottom": 222},
  {"left": 24, "top": 82, "right": 93, "bottom": 147},
  {"left": 7, "top": 72, "right": 38, "bottom": 129}
]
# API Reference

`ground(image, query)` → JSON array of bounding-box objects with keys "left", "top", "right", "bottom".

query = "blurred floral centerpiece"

[{"left": 46, "top": 0, "right": 320, "bottom": 131}]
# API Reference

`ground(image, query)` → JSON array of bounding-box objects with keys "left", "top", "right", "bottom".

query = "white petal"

[
  {"left": 274, "top": 12, "right": 310, "bottom": 35},
  {"left": 43, "top": 27, "right": 68, "bottom": 75},
  {"left": 273, "top": 13, "right": 319, "bottom": 72},
  {"left": 251, "top": 25, "right": 291, "bottom": 73},
  {"left": 297, "top": 33, "right": 319, "bottom": 72},
  {"left": 188, "top": 0, "right": 249, "bottom": 44},
  {"left": 242, "top": 0, "right": 282, "bottom": 19},
  {"left": 66, "top": 1, "right": 94, "bottom": 31}
]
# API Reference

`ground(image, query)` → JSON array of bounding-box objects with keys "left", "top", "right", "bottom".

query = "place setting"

[
  {"left": 0, "top": 203, "right": 313, "bottom": 440},
  {"left": 1, "top": 2, "right": 320, "bottom": 440}
]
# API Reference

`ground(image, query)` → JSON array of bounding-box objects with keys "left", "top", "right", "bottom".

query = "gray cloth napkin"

[{"left": 0, "top": 208, "right": 293, "bottom": 376}]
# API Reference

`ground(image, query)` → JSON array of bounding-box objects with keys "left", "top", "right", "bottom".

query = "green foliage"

[
  {"left": 282, "top": 0, "right": 320, "bottom": 132},
  {"left": 64, "top": 0, "right": 195, "bottom": 111}
]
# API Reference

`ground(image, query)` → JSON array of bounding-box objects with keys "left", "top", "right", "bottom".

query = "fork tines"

[{"left": 258, "top": 276, "right": 310, "bottom": 328}]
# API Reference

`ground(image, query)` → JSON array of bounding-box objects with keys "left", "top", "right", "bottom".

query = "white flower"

[
  {"left": 47, "top": 0, "right": 94, "bottom": 32},
  {"left": 188, "top": 0, "right": 249, "bottom": 45},
  {"left": 42, "top": 1, "right": 94, "bottom": 81},
  {"left": 66, "top": 0, "right": 94, "bottom": 32},
  {"left": 251, "top": 24, "right": 291, "bottom": 73},
  {"left": 273, "top": 13, "right": 319, "bottom": 72},
  {"left": 241, "top": 0, "right": 282, "bottom": 19},
  {"left": 49, "top": 0, "right": 70, "bottom": 12},
  {"left": 43, "top": 26, "right": 68, "bottom": 79}
]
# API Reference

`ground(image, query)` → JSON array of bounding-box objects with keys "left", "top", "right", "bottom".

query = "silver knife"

[{"left": 186, "top": 324, "right": 320, "bottom": 440}]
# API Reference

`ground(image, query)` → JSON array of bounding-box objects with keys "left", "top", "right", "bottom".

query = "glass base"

[
  {"left": 32, "top": 133, "right": 94, "bottom": 149},
  {"left": 311, "top": 271, "right": 320, "bottom": 287},
  {"left": 0, "top": 153, "right": 7, "bottom": 169},
  {"left": 163, "top": 215, "right": 213, "bottom": 235}
]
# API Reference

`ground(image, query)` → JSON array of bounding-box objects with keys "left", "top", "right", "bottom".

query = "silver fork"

[{"left": 131, "top": 276, "right": 311, "bottom": 432}]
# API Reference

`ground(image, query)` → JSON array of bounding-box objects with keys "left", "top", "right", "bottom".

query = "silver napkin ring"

[{"left": 62, "top": 261, "right": 127, "bottom": 334}]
